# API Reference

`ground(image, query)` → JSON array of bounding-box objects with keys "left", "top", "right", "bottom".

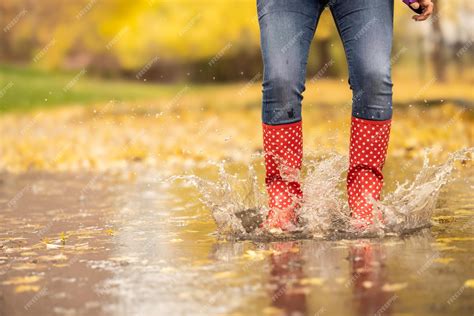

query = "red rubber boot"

[
  {"left": 347, "top": 117, "right": 391, "bottom": 226},
  {"left": 262, "top": 121, "right": 303, "bottom": 230}
]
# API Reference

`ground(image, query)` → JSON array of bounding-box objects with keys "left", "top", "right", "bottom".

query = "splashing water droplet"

[{"left": 167, "top": 148, "right": 473, "bottom": 241}]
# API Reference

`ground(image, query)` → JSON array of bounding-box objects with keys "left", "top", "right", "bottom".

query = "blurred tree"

[
  {"left": 431, "top": 0, "right": 447, "bottom": 82},
  {"left": 0, "top": 0, "right": 471, "bottom": 82}
]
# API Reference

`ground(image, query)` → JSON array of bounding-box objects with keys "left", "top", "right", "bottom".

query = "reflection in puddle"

[
  {"left": 97, "top": 170, "right": 473, "bottom": 315},
  {"left": 267, "top": 242, "right": 308, "bottom": 315},
  {"left": 0, "top": 156, "right": 473, "bottom": 315},
  {"left": 348, "top": 241, "right": 392, "bottom": 316}
]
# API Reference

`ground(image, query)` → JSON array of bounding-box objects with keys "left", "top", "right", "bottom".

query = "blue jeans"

[{"left": 258, "top": 0, "right": 394, "bottom": 125}]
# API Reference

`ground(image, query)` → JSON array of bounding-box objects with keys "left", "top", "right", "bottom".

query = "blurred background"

[
  {"left": 1, "top": 0, "right": 473, "bottom": 83},
  {"left": 1, "top": 0, "right": 473, "bottom": 99},
  {"left": 0, "top": 0, "right": 472, "bottom": 171}
]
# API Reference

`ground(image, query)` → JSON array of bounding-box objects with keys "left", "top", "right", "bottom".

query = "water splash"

[{"left": 170, "top": 148, "right": 473, "bottom": 241}]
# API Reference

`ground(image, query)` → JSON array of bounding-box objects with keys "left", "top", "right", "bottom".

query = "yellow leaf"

[
  {"left": 37, "top": 253, "right": 68, "bottom": 262},
  {"left": 300, "top": 278, "right": 324, "bottom": 286},
  {"left": 213, "top": 271, "right": 237, "bottom": 279},
  {"left": 60, "top": 232, "right": 68, "bottom": 244},
  {"left": 434, "top": 257, "right": 454, "bottom": 264},
  {"left": 436, "top": 237, "right": 474, "bottom": 243},
  {"left": 262, "top": 306, "right": 282, "bottom": 315},
  {"left": 15, "top": 285, "right": 40, "bottom": 293},
  {"left": 160, "top": 267, "right": 176, "bottom": 273},
  {"left": 243, "top": 250, "right": 266, "bottom": 261},
  {"left": 105, "top": 228, "right": 115, "bottom": 236},
  {"left": 382, "top": 283, "right": 407, "bottom": 292},
  {"left": 2, "top": 275, "right": 42, "bottom": 285},
  {"left": 13, "top": 263, "right": 43, "bottom": 271}
]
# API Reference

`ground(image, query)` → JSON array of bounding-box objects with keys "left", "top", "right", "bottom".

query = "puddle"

[
  {"left": 171, "top": 148, "right": 473, "bottom": 240},
  {"left": 1, "top": 152, "right": 473, "bottom": 315}
]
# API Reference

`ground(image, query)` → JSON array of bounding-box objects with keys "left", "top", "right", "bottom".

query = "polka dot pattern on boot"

[
  {"left": 347, "top": 117, "right": 391, "bottom": 225},
  {"left": 262, "top": 121, "right": 303, "bottom": 228}
]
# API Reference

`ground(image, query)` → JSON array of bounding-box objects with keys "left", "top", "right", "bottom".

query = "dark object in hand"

[{"left": 403, "top": 0, "right": 424, "bottom": 14}]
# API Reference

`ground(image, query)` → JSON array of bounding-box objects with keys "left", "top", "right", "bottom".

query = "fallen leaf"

[
  {"left": 52, "top": 263, "right": 68, "bottom": 268},
  {"left": 434, "top": 257, "right": 454, "bottom": 264},
  {"left": 60, "top": 232, "right": 68, "bottom": 244},
  {"left": 37, "top": 254, "right": 67, "bottom": 262},
  {"left": 104, "top": 228, "right": 115, "bottom": 236},
  {"left": 213, "top": 271, "right": 238, "bottom": 279},
  {"left": 432, "top": 216, "right": 456, "bottom": 224},
  {"left": 243, "top": 250, "right": 266, "bottom": 261},
  {"left": 160, "top": 267, "right": 176, "bottom": 273},
  {"left": 382, "top": 283, "right": 407, "bottom": 292},
  {"left": 454, "top": 209, "right": 474, "bottom": 215},
  {"left": 464, "top": 279, "right": 474, "bottom": 288},
  {"left": 300, "top": 278, "right": 324, "bottom": 286},
  {"left": 45, "top": 243, "right": 61, "bottom": 250},
  {"left": 13, "top": 263, "right": 44, "bottom": 271},
  {"left": 2, "top": 275, "right": 42, "bottom": 285},
  {"left": 15, "top": 285, "right": 40, "bottom": 293},
  {"left": 335, "top": 277, "right": 345, "bottom": 284},
  {"left": 262, "top": 306, "right": 282, "bottom": 315},
  {"left": 436, "top": 237, "right": 474, "bottom": 243}
]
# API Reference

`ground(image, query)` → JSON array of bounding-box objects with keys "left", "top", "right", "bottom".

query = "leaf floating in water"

[
  {"left": 300, "top": 278, "right": 324, "bottom": 286},
  {"left": 382, "top": 282, "right": 408, "bottom": 292},
  {"left": 454, "top": 209, "right": 474, "bottom": 216},
  {"left": 242, "top": 250, "right": 266, "bottom": 261},
  {"left": 464, "top": 279, "right": 474, "bottom": 288},
  {"left": 13, "top": 263, "right": 44, "bottom": 271},
  {"left": 2, "top": 275, "right": 42, "bottom": 285},
  {"left": 434, "top": 257, "right": 454, "bottom": 264},
  {"left": 37, "top": 254, "right": 67, "bottom": 262},
  {"left": 52, "top": 263, "right": 69, "bottom": 268},
  {"left": 45, "top": 243, "right": 62, "bottom": 250},
  {"left": 432, "top": 215, "right": 457, "bottom": 224},
  {"left": 104, "top": 228, "right": 115, "bottom": 236},
  {"left": 213, "top": 271, "right": 238, "bottom": 279},
  {"left": 160, "top": 267, "right": 176, "bottom": 273},
  {"left": 15, "top": 285, "right": 40, "bottom": 293},
  {"left": 436, "top": 237, "right": 474, "bottom": 243},
  {"left": 60, "top": 232, "right": 68, "bottom": 245},
  {"left": 262, "top": 306, "right": 283, "bottom": 315}
]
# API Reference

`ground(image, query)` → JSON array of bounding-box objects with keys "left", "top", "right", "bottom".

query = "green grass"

[{"left": 0, "top": 64, "right": 178, "bottom": 113}]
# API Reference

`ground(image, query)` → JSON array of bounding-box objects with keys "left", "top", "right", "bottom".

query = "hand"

[{"left": 411, "top": 0, "right": 434, "bottom": 21}]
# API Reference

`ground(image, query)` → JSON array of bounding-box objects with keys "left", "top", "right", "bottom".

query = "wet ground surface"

[{"left": 0, "top": 163, "right": 473, "bottom": 316}]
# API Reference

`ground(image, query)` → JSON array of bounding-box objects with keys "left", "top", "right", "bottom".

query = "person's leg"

[
  {"left": 330, "top": 0, "right": 394, "bottom": 225},
  {"left": 258, "top": 0, "right": 324, "bottom": 229}
]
